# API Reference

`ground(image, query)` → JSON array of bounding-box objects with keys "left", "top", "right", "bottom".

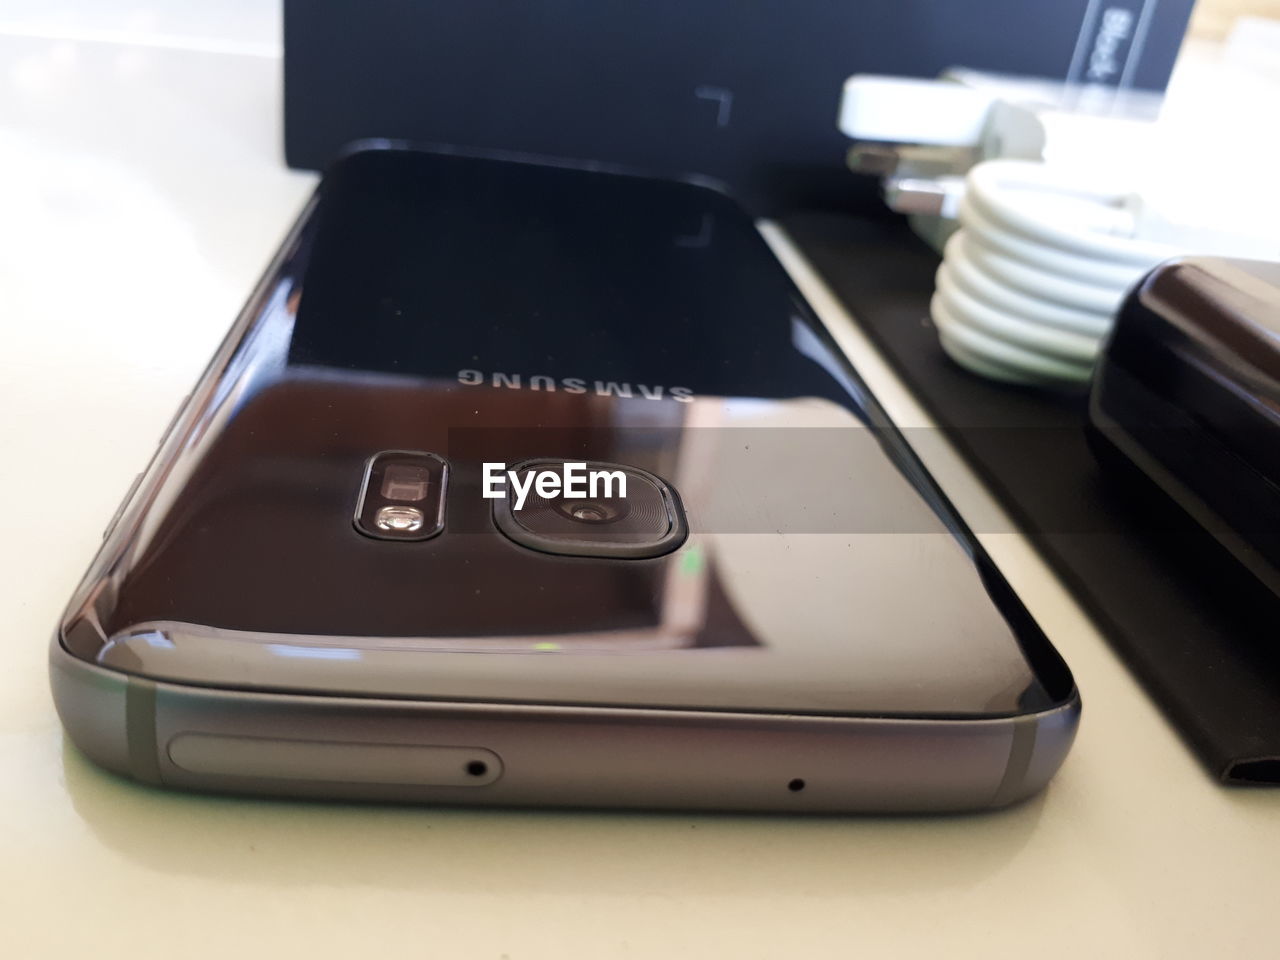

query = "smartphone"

[{"left": 51, "top": 146, "right": 1079, "bottom": 812}]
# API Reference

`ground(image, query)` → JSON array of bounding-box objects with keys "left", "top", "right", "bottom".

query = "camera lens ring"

[{"left": 492, "top": 459, "right": 687, "bottom": 559}]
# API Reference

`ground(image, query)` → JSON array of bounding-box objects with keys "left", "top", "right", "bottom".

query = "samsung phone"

[{"left": 51, "top": 147, "right": 1079, "bottom": 812}]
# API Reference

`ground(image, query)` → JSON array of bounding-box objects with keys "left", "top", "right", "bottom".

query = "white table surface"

[{"left": 2, "top": 5, "right": 1277, "bottom": 958}]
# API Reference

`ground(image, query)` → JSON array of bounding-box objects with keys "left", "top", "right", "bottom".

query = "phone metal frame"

[{"left": 51, "top": 643, "right": 1078, "bottom": 812}]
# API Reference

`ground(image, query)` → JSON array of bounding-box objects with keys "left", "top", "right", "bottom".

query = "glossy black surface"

[
  {"left": 63, "top": 149, "right": 1073, "bottom": 717},
  {"left": 1090, "top": 256, "right": 1280, "bottom": 597}
]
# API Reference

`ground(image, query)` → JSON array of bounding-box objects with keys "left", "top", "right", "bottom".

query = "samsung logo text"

[{"left": 458, "top": 369, "right": 693, "bottom": 402}]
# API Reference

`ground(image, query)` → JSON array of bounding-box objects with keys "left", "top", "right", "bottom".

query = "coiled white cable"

[{"left": 932, "top": 159, "right": 1180, "bottom": 388}]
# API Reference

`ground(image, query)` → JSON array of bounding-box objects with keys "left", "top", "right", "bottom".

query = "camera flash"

[
  {"left": 374, "top": 505, "right": 425, "bottom": 532},
  {"left": 355, "top": 452, "right": 447, "bottom": 541}
]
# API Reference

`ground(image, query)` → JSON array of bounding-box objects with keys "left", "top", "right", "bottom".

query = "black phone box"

[{"left": 282, "top": 0, "right": 1195, "bottom": 216}]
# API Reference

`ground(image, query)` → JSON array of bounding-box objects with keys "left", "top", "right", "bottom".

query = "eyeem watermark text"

[{"left": 483, "top": 462, "right": 627, "bottom": 511}]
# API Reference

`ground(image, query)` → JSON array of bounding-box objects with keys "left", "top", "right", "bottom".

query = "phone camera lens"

[{"left": 553, "top": 498, "right": 631, "bottom": 525}]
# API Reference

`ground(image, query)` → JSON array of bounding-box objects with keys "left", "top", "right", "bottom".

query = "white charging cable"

[
  {"left": 839, "top": 72, "right": 1280, "bottom": 388},
  {"left": 931, "top": 159, "right": 1179, "bottom": 387}
]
